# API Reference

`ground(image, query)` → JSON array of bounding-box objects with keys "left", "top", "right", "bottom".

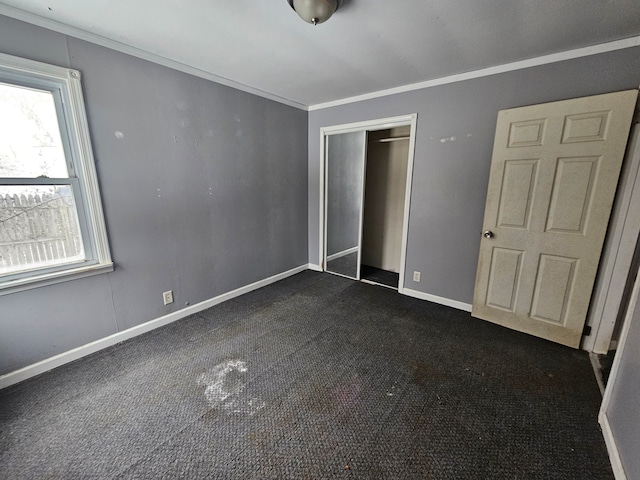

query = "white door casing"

[
  {"left": 472, "top": 90, "right": 638, "bottom": 348},
  {"left": 584, "top": 126, "right": 640, "bottom": 353}
]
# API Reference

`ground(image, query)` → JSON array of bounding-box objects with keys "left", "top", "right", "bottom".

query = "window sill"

[{"left": 0, "top": 262, "right": 114, "bottom": 296}]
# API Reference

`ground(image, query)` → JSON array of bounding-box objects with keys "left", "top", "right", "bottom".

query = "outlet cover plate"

[{"left": 163, "top": 290, "right": 174, "bottom": 305}]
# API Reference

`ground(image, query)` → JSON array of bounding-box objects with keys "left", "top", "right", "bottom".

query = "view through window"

[
  {"left": 0, "top": 52, "right": 111, "bottom": 292},
  {"left": 0, "top": 82, "right": 86, "bottom": 276}
]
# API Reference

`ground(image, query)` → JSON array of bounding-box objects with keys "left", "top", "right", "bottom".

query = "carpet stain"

[
  {"left": 411, "top": 360, "right": 446, "bottom": 386},
  {"left": 201, "top": 409, "right": 219, "bottom": 423},
  {"left": 332, "top": 375, "right": 364, "bottom": 407},
  {"left": 197, "top": 360, "right": 265, "bottom": 416}
]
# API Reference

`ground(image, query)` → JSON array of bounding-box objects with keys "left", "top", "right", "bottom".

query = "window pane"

[
  {"left": 0, "top": 82, "right": 68, "bottom": 178},
  {"left": 0, "top": 185, "right": 85, "bottom": 276}
]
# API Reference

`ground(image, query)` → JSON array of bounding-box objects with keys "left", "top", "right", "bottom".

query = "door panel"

[
  {"left": 497, "top": 159, "right": 538, "bottom": 228},
  {"left": 486, "top": 248, "right": 524, "bottom": 312},
  {"left": 324, "top": 131, "right": 367, "bottom": 279},
  {"left": 529, "top": 254, "right": 577, "bottom": 325},
  {"left": 546, "top": 157, "right": 598, "bottom": 233},
  {"left": 472, "top": 90, "right": 637, "bottom": 347}
]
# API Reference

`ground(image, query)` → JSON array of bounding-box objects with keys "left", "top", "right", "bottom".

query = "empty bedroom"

[{"left": 1, "top": 1, "right": 640, "bottom": 479}]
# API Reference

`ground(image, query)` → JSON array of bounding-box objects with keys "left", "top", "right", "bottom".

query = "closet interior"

[{"left": 325, "top": 125, "right": 411, "bottom": 290}]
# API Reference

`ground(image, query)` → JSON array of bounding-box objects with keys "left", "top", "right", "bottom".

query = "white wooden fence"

[{"left": 0, "top": 192, "right": 82, "bottom": 273}]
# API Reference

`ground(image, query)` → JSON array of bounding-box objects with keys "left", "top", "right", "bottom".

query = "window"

[{"left": 0, "top": 52, "right": 112, "bottom": 294}]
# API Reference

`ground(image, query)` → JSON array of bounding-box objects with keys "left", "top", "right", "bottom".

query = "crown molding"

[
  {"left": 309, "top": 35, "right": 640, "bottom": 111},
  {"left": 2, "top": 5, "right": 639, "bottom": 113},
  {"left": 0, "top": 4, "right": 308, "bottom": 111}
]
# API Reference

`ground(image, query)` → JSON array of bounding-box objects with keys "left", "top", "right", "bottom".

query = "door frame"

[
  {"left": 584, "top": 126, "right": 640, "bottom": 353},
  {"left": 319, "top": 114, "right": 418, "bottom": 292},
  {"left": 599, "top": 265, "right": 640, "bottom": 479}
]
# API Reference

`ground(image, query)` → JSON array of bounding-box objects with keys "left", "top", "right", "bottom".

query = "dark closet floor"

[
  {"left": 0, "top": 271, "right": 612, "bottom": 479},
  {"left": 360, "top": 264, "right": 399, "bottom": 288}
]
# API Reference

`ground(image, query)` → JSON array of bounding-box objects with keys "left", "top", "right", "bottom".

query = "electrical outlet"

[
  {"left": 413, "top": 271, "right": 421, "bottom": 282},
  {"left": 163, "top": 290, "right": 174, "bottom": 305}
]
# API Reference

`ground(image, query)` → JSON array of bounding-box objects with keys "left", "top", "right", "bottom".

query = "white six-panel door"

[{"left": 472, "top": 90, "right": 638, "bottom": 348}]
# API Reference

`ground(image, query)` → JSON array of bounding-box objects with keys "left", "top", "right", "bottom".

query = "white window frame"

[{"left": 0, "top": 52, "right": 112, "bottom": 295}]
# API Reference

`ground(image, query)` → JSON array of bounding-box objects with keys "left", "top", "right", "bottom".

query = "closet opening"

[
  {"left": 321, "top": 114, "right": 417, "bottom": 293},
  {"left": 360, "top": 127, "right": 410, "bottom": 289}
]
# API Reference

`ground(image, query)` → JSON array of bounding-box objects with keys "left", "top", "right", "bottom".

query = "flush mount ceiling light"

[{"left": 287, "top": 0, "right": 343, "bottom": 25}]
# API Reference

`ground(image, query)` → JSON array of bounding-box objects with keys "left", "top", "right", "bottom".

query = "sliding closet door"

[{"left": 325, "top": 131, "right": 367, "bottom": 279}]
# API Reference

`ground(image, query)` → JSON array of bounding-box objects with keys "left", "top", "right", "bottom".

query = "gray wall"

[
  {"left": 605, "top": 270, "right": 640, "bottom": 477},
  {"left": 0, "top": 15, "right": 308, "bottom": 375},
  {"left": 309, "top": 47, "right": 640, "bottom": 305}
]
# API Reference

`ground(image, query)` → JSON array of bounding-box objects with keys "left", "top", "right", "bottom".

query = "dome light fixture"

[{"left": 287, "top": 0, "right": 342, "bottom": 26}]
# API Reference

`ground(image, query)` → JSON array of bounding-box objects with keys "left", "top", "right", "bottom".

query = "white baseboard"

[
  {"left": 308, "top": 263, "right": 323, "bottom": 272},
  {"left": 589, "top": 352, "right": 607, "bottom": 396},
  {"left": 401, "top": 288, "right": 473, "bottom": 312},
  {"left": 0, "top": 264, "right": 309, "bottom": 390},
  {"left": 326, "top": 246, "right": 358, "bottom": 262},
  {"left": 599, "top": 412, "right": 628, "bottom": 480}
]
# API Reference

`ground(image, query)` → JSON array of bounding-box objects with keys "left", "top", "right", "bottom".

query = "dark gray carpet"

[{"left": 0, "top": 271, "right": 612, "bottom": 479}]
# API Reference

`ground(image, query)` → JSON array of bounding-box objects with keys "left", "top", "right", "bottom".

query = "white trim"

[
  {"left": 402, "top": 287, "right": 473, "bottom": 312},
  {"left": 584, "top": 126, "right": 640, "bottom": 353},
  {"left": 0, "top": 262, "right": 113, "bottom": 296},
  {"left": 589, "top": 352, "right": 606, "bottom": 396},
  {"left": 65, "top": 62, "right": 112, "bottom": 267},
  {"left": 327, "top": 246, "right": 359, "bottom": 262},
  {"left": 398, "top": 115, "right": 418, "bottom": 292},
  {"left": 0, "top": 4, "right": 307, "bottom": 111},
  {"left": 0, "top": 49, "right": 72, "bottom": 78},
  {"left": 0, "top": 264, "right": 309, "bottom": 390},
  {"left": 309, "top": 36, "right": 640, "bottom": 111},
  {"left": 1, "top": 4, "right": 639, "bottom": 112},
  {"left": 600, "top": 412, "right": 628, "bottom": 480},
  {"left": 599, "top": 268, "right": 640, "bottom": 480},
  {"left": 356, "top": 130, "right": 368, "bottom": 280},
  {"left": 320, "top": 131, "right": 326, "bottom": 270},
  {"left": 321, "top": 115, "right": 418, "bottom": 135},
  {"left": 308, "top": 263, "right": 323, "bottom": 272},
  {"left": 4, "top": 5, "right": 639, "bottom": 114},
  {"left": 361, "top": 278, "right": 397, "bottom": 290}
]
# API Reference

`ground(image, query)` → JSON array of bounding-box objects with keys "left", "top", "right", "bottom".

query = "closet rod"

[{"left": 375, "top": 136, "right": 410, "bottom": 143}]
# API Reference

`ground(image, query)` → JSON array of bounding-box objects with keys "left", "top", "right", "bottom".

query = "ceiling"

[{"left": 1, "top": 0, "right": 639, "bottom": 109}]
